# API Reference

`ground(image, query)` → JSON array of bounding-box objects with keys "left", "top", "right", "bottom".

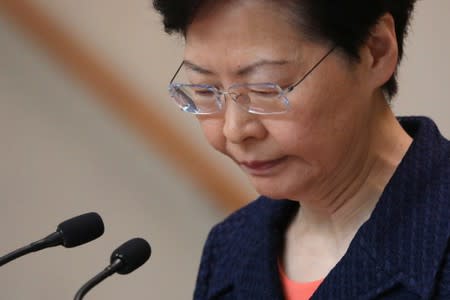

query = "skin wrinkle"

[
  {"left": 183, "top": 59, "right": 291, "bottom": 77},
  {"left": 315, "top": 114, "right": 374, "bottom": 213},
  {"left": 183, "top": 58, "right": 303, "bottom": 88},
  {"left": 185, "top": 49, "right": 306, "bottom": 87},
  {"left": 283, "top": 53, "right": 371, "bottom": 207}
]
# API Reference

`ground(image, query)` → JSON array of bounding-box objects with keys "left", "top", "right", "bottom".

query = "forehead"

[{"left": 184, "top": 0, "right": 306, "bottom": 69}]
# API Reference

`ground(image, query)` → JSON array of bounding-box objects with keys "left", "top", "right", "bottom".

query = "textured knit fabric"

[{"left": 193, "top": 116, "right": 450, "bottom": 300}]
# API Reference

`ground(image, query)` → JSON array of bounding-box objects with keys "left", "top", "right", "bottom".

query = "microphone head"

[
  {"left": 110, "top": 238, "right": 151, "bottom": 275},
  {"left": 57, "top": 212, "right": 104, "bottom": 248}
]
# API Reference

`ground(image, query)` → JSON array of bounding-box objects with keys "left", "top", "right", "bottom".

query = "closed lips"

[{"left": 241, "top": 157, "right": 287, "bottom": 170}]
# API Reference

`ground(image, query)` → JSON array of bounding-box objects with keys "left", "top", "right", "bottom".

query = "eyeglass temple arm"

[
  {"left": 169, "top": 61, "right": 185, "bottom": 84},
  {"left": 286, "top": 46, "right": 336, "bottom": 93}
]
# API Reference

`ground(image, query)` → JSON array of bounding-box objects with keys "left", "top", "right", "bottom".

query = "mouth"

[{"left": 239, "top": 156, "right": 288, "bottom": 176}]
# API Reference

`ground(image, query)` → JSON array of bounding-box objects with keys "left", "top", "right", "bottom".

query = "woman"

[{"left": 153, "top": 0, "right": 450, "bottom": 299}]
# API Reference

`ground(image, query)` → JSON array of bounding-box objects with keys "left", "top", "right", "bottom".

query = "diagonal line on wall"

[{"left": 0, "top": 0, "right": 254, "bottom": 212}]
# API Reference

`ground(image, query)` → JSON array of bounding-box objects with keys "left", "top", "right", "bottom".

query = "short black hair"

[{"left": 153, "top": 0, "right": 417, "bottom": 98}]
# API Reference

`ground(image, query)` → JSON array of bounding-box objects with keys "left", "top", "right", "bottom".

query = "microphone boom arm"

[
  {"left": 0, "top": 232, "right": 61, "bottom": 267},
  {"left": 74, "top": 259, "right": 123, "bottom": 300}
]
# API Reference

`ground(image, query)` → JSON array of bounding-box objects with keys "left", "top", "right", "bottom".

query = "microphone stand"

[
  {"left": 74, "top": 259, "right": 123, "bottom": 300},
  {"left": 0, "top": 232, "right": 61, "bottom": 267}
]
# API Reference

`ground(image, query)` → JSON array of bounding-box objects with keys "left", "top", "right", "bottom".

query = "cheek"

[
  {"left": 292, "top": 64, "right": 366, "bottom": 136},
  {"left": 271, "top": 71, "right": 365, "bottom": 165},
  {"left": 197, "top": 117, "right": 227, "bottom": 154}
]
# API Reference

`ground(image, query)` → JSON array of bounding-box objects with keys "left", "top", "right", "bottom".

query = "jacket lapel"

[
  {"left": 215, "top": 198, "right": 298, "bottom": 300},
  {"left": 236, "top": 198, "right": 299, "bottom": 300}
]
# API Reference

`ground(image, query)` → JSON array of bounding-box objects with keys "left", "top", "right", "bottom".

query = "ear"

[{"left": 361, "top": 13, "right": 399, "bottom": 89}]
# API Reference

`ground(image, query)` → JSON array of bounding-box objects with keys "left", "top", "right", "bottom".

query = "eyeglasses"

[{"left": 168, "top": 46, "right": 335, "bottom": 115}]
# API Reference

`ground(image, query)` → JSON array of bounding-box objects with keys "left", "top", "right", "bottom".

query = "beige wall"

[
  {"left": 0, "top": 1, "right": 449, "bottom": 299},
  {"left": 394, "top": 0, "right": 450, "bottom": 136},
  {"left": 0, "top": 15, "right": 224, "bottom": 299}
]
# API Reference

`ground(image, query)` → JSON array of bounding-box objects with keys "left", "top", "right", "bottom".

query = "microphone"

[
  {"left": 74, "top": 238, "right": 151, "bottom": 300},
  {"left": 0, "top": 212, "right": 104, "bottom": 267}
]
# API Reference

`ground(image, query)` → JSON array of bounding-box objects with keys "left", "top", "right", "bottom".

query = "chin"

[
  {"left": 250, "top": 177, "right": 308, "bottom": 201},
  {"left": 252, "top": 182, "right": 296, "bottom": 201}
]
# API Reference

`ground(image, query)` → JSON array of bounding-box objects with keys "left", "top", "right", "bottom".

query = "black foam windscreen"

[
  {"left": 57, "top": 212, "right": 104, "bottom": 248},
  {"left": 110, "top": 238, "right": 151, "bottom": 275}
]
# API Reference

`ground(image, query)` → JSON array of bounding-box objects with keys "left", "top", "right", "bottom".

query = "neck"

[{"left": 289, "top": 98, "right": 412, "bottom": 252}]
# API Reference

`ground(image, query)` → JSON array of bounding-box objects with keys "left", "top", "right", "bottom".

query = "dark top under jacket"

[{"left": 193, "top": 116, "right": 450, "bottom": 300}]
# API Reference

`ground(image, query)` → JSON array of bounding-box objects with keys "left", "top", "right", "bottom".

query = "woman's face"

[{"left": 184, "top": 0, "right": 376, "bottom": 201}]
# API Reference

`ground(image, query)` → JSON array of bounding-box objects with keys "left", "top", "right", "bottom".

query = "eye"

[
  {"left": 195, "top": 89, "right": 214, "bottom": 95},
  {"left": 193, "top": 88, "right": 214, "bottom": 97},
  {"left": 249, "top": 88, "right": 279, "bottom": 97}
]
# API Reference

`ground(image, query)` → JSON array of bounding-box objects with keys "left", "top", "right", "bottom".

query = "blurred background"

[{"left": 0, "top": 0, "right": 448, "bottom": 299}]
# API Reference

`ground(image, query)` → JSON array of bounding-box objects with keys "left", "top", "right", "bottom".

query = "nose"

[{"left": 222, "top": 96, "right": 267, "bottom": 144}]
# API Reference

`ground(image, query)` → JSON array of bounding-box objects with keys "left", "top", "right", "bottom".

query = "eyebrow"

[
  {"left": 182, "top": 59, "right": 291, "bottom": 76},
  {"left": 183, "top": 60, "right": 214, "bottom": 75}
]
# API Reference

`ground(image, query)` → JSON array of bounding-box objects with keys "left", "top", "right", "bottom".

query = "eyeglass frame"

[{"left": 168, "top": 46, "right": 336, "bottom": 115}]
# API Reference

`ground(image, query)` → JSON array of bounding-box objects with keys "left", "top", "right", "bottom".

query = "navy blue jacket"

[{"left": 194, "top": 117, "right": 450, "bottom": 299}]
